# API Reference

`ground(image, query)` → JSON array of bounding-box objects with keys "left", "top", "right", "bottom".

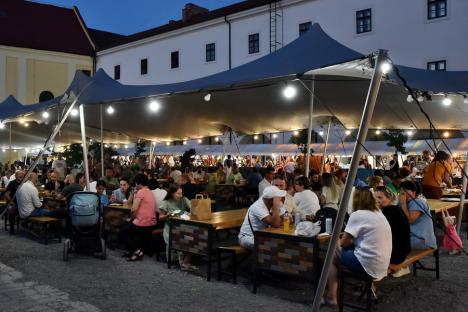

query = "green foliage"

[
  {"left": 289, "top": 129, "right": 315, "bottom": 155},
  {"left": 88, "top": 142, "right": 118, "bottom": 161},
  {"left": 180, "top": 148, "right": 196, "bottom": 172},
  {"left": 384, "top": 130, "right": 408, "bottom": 154},
  {"left": 134, "top": 140, "right": 146, "bottom": 157},
  {"left": 62, "top": 143, "right": 83, "bottom": 167}
]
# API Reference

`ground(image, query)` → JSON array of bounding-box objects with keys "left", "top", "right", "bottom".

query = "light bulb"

[
  {"left": 215, "top": 137, "right": 219, "bottom": 142},
  {"left": 0, "top": 123, "right": 5, "bottom": 129},
  {"left": 71, "top": 108, "right": 78, "bottom": 116},
  {"left": 319, "top": 131, "right": 324, "bottom": 136},
  {"left": 380, "top": 62, "right": 391, "bottom": 74},
  {"left": 417, "top": 95, "right": 424, "bottom": 102},
  {"left": 19, "top": 118, "right": 25, "bottom": 124},
  {"left": 197, "top": 139, "right": 202, "bottom": 144},
  {"left": 183, "top": 141, "right": 187, "bottom": 145},
  {"left": 253, "top": 135, "right": 259, "bottom": 140},
  {"left": 1, "top": 149, "right": 5, "bottom": 152},
  {"left": 42, "top": 111, "right": 50, "bottom": 119},
  {"left": 443, "top": 131, "right": 449, "bottom": 138},
  {"left": 13, "top": 149, "right": 16, "bottom": 152},
  {"left": 149, "top": 100, "right": 160, "bottom": 112},
  {"left": 124, "top": 145, "right": 128, "bottom": 149},
  {"left": 293, "top": 130, "right": 299, "bottom": 136},
  {"left": 107, "top": 105, "right": 115, "bottom": 114},
  {"left": 166, "top": 142, "right": 170, "bottom": 146},
  {"left": 442, "top": 96, "right": 452, "bottom": 106},
  {"left": 375, "top": 129, "right": 381, "bottom": 135},
  {"left": 283, "top": 85, "right": 297, "bottom": 99},
  {"left": 204, "top": 93, "right": 211, "bottom": 102},
  {"left": 104, "top": 144, "right": 109, "bottom": 148},
  {"left": 345, "top": 130, "right": 351, "bottom": 136},
  {"left": 272, "top": 134, "right": 278, "bottom": 139},
  {"left": 406, "top": 130, "right": 413, "bottom": 136},
  {"left": 24, "top": 122, "right": 29, "bottom": 127},
  {"left": 406, "top": 95, "right": 414, "bottom": 103},
  {"left": 113, "top": 145, "right": 118, "bottom": 148}
]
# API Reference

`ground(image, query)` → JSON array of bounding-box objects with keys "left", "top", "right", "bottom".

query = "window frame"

[
  {"left": 248, "top": 33, "right": 260, "bottom": 54},
  {"left": 114, "top": 65, "right": 120, "bottom": 80},
  {"left": 170, "top": 51, "right": 179, "bottom": 69},
  {"left": 140, "top": 58, "right": 148, "bottom": 75},
  {"left": 427, "top": 0, "right": 447, "bottom": 20},
  {"left": 427, "top": 60, "right": 446, "bottom": 71},
  {"left": 299, "top": 21, "right": 312, "bottom": 36},
  {"left": 356, "top": 8, "right": 372, "bottom": 34},
  {"left": 205, "top": 43, "right": 216, "bottom": 63}
]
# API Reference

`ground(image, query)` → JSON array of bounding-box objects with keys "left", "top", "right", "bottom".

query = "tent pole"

[
  {"left": 311, "top": 50, "right": 387, "bottom": 312},
  {"left": 100, "top": 104, "right": 104, "bottom": 178},
  {"left": 456, "top": 151, "right": 468, "bottom": 233},
  {"left": 8, "top": 123, "right": 12, "bottom": 164},
  {"left": 79, "top": 104, "right": 91, "bottom": 190},
  {"left": 305, "top": 76, "right": 315, "bottom": 176},
  {"left": 320, "top": 117, "right": 332, "bottom": 174},
  {"left": 149, "top": 141, "right": 153, "bottom": 169}
]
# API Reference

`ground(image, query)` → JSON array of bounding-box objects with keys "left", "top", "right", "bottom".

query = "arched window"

[{"left": 39, "top": 91, "right": 54, "bottom": 102}]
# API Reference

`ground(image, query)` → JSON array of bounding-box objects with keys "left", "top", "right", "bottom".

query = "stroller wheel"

[
  {"left": 100, "top": 238, "right": 107, "bottom": 260},
  {"left": 63, "top": 239, "right": 71, "bottom": 262}
]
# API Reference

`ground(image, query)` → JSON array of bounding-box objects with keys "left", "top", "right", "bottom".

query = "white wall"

[{"left": 97, "top": 0, "right": 468, "bottom": 84}]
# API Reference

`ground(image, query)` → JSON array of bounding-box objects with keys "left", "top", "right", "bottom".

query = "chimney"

[{"left": 182, "top": 3, "right": 209, "bottom": 22}]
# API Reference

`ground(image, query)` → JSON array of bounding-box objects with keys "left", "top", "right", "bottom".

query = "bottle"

[
  {"left": 325, "top": 218, "right": 333, "bottom": 234},
  {"left": 283, "top": 212, "right": 290, "bottom": 232},
  {"left": 294, "top": 212, "right": 301, "bottom": 227}
]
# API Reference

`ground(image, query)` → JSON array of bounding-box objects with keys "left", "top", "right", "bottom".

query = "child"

[
  {"left": 96, "top": 180, "right": 109, "bottom": 207},
  {"left": 442, "top": 208, "right": 463, "bottom": 255}
]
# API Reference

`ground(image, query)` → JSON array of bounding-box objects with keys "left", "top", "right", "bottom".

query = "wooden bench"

[
  {"left": 338, "top": 248, "right": 439, "bottom": 312},
  {"left": 26, "top": 216, "right": 61, "bottom": 245},
  {"left": 217, "top": 245, "right": 251, "bottom": 284}
]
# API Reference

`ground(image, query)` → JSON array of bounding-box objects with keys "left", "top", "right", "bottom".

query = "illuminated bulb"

[
  {"left": 71, "top": 108, "right": 78, "bottom": 116},
  {"left": 183, "top": 141, "right": 187, "bottom": 145},
  {"left": 149, "top": 100, "right": 161, "bottom": 112},
  {"left": 406, "top": 95, "right": 414, "bottom": 103},
  {"left": 283, "top": 85, "right": 297, "bottom": 99},
  {"left": 42, "top": 111, "right": 50, "bottom": 119},
  {"left": 345, "top": 130, "right": 351, "bottom": 136},
  {"left": 0, "top": 123, "right": 5, "bottom": 129},
  {"left": 253, "top": 135, "right": 259, "bottom": 140},
  {"left": 24, "top": 122, "right": 29, "bottom": 127},
  {"left": 272, "top": 134, "right": 278, "bottom": 139},
  {"left": 104, "top": 144, "right": 109, "bottom": 148},
  {"left": 375, "top": 129, "right": 381, "bottom": 135},
  {"left": 19, "top": 118, "right": 25, "bottom": 124},
  {"left": 106, "top": 105, "right": 115, "bottom": 114},
  {"left": 1, "top": 149, "right": 4, "bottom": 152},
  {"left": 443, "top": 131, "right": 449, "bottom": 138},
  {"left": 124, "top": 145, "right": 128, "bottom": 149},
  {"left": 417, "top": 95, "right": 424, "bottom": 102},
  {"left": 271, "top": 153, "right": 276, "bottom": 159},
  {"left": 442, "top": 96, "right": 452, "bottom": 106},
  {"left": 166, "top": 142, "right": 170, "bottom": 146},
  {"left": 215, "top": 137, "right": 219, "bottom": 142},
  {"left": 197, "top": 139, "right": 202, "bottom": 144},
  {"left": 293, "top": 130, "right": 299, "bottom": 136},
  {"left": 319, "top": 131, "right": 324, "bottom": 136},
  {"left": 113, "top": 144, "right": 118, "bottom": 148},
  {"left": 13, "top": 149, "right": 16, "bottom": 152},
  {"left": 380, "top": 62, "right": 391, "bottom": 74},
  {"left": 406, "top": 130, "right": 413, "bottom": 136},
  {"left": 204, "top": 93, "right": 211, "bottom": 102},
  {"left": 464, "top": 96, "right": 468, "bottom": 104}
]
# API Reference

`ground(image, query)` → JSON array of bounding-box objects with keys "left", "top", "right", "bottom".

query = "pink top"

[{"left": 132, "top": 188, "right": 156, "bottom": 227}]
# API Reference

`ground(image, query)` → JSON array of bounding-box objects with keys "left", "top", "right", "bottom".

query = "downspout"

[{"left": 224, "top": 16, "right": 232, "bottom": 69}]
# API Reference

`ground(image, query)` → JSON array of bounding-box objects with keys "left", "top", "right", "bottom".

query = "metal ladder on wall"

[{"left": 269, "top": 0, "right": 284, "bottom": 53}]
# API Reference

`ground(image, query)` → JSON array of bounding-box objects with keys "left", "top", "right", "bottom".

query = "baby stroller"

[{"left": 62, "top": 191, "right": 106, "bottom": 261}]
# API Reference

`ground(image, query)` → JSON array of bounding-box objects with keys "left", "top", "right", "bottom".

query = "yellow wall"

[
  {"left": 26, "top": 59, "right": 69, "bottom": 104},
  {"left": 5, "top": 56, "right": 18, "bottom": 98}
]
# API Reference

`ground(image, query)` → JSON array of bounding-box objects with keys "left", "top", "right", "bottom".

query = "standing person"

[
  {"left": 389, "top": 154, "right": 400, "bottom": 174},
  {"left": 52, "top": 153, "right": 67, "bottom": 181},
  {"left": 224, "top": 155, "right": 233, "bottom": 180},
  {"left": 238, "top": 186, "right": 286, "bottom": 250},
  {"left": 374, "top": 186, "right": 411, "bottom": 277},
  {"left": 227, "top": 165, "right": 243, "bottom": 185},
  {"left": 246, "top": 167, "right": 263, "bottom": 196},
  {"left": 399, "top": 181, "right": 437, "bottom": 250},
  {"left": 421, "top": 150, "right": 453, "bottom": 199},
  {"left": 325, "top": 188, "right": 392, "bottom": 306},
  {"left": 119, "top": 173, "right": 157, "bottom": 261},
  {"left": 285, "top": 158, "right": 296, "bottom": 182},
  {"left": 321, "top": 173, "right": 344, "bottom": 209},
  {"left": 258, "top": 167, "right": 275, "bottom": 196},
  {"left": 293, "top": 176, "right": 320, "bottom": 221},
  {"left": 102, "top": 168, "right": 119, "bottom": 190},
  {"left": 1, "top": 170, "right": 12, "bottom": 188},
  {"left": 159, "top": 184, "right": 194, "bottom": 270}
]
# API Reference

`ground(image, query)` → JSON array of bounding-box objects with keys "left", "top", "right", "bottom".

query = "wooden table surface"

[
  {"left": 426, "top": 199, "right": 462, "bottom": 213},
  {"left": 260, "top": 227, "right": 332, "bottom": 243},
  {"left": 172, "top": 208, "right": 247, "bottom": 230},
  {"left": 107, "top": 203, "right": 132, "bottom": 211}
]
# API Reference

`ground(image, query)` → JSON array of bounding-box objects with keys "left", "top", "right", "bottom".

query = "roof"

[
  {"left": 88, "top": 28, "right": 126, "bottom": 50},
  {"left": 98, "top": 0, "right": 275, "bottom": 51},
  {"left": 0, "top": 0, "right": 94, "bottom": 56}
]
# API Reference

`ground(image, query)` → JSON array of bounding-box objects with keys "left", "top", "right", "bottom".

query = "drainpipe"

[{"left": 224, "top": 16, "right": 232, "bottom": 69}]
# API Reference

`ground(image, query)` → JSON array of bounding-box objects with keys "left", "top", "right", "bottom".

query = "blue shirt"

[
  {"left": 99, "top": 194, "right": 109, "bottom": 207},
  {"left": 408, "top": 198, "right": 437, "bottom": 249}
]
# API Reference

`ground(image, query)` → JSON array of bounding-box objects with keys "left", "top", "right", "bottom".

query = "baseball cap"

[{"left": 262, "top": 185, "right": 287, "bottom": 199}]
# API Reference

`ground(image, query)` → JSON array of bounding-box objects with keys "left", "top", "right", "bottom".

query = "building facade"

[{"left": 96, "top": 0, "right": 466, "bottom": 85}]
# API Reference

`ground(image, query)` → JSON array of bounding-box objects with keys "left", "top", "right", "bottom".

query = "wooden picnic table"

[
  {"left": 168, "top": 208, "right": 247, "bottom": 281},
  {"left": 426, "top": 198, "right": 461, "bottom": 214},
  {"left": 253, "top": 227, "right": 330, "bottom": 293},
  {"left": 106, "top": 203, "right": 132, "bottom": 211}
]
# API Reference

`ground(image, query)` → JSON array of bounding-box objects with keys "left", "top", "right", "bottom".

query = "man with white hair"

[{"left": 238, "top": 186, "right": 286, "bottom": 249}]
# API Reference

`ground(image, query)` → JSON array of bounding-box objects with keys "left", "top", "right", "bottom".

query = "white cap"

[{"left": 262, "top": 185, "right": 287, "bottom": 199}]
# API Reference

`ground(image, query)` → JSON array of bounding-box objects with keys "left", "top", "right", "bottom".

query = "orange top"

[{"left": 422, "top": 160, "right": 452, "bottom": 188}]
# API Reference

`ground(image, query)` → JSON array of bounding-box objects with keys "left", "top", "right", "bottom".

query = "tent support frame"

[
  {"left": 457, "top": 151, "right": 467, "bottom": 233},
  {"left": 79, "top": 104, "right": 91, "bottom": 190},
  {"left": 305, "top": 76, "right": 315, "bottom": 176},
  {"left": 100, "top": 104, "right": 104, "bottom": 178},
  {"left": 311, "top": 50, "right": 387, "bottom": 312},
  {"left": 320, "top": 117, "right": 332, "bottom": 174}
]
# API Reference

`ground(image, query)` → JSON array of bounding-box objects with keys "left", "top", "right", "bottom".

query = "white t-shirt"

[
  {"left": 293, "top": 189, "right": 320, "bottom": 220},
  {"left": 285, "top": 162, "right": 295, "bottom": 174},
  {"left": 258, "top": 178, "right": 271, "bottom": 197},
  {"left": 52, "top": 159, "right": 67, "bottom": 179},
  {"left": 2, "top": 176, "right": 10, "bottom": 187},
  {"left": 345, "top": 210, "right": 392, "bottom": 280},
  {"left": 238, "top": 199, "right": 286, "bottom": 238},
  {"left": 152, "top": 188, "right": 167, "bottom": 211},
  {"left": 17, "top": 181, "right": 42, "bottom": 218}
]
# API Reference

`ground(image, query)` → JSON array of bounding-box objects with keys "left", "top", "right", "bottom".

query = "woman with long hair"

[
  {"left": 321, "top": 173, "right": 344, "bottom": 209},
  {"left": 421, "top": 150, "right": 452, "bottom": 199}
]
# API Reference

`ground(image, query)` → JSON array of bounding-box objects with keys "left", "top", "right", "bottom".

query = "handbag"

[{"left": 190, "top": 194, "right": 212, "bottom": 220}]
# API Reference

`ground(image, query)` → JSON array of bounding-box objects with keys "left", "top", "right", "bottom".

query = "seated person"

[
  {"left": 293, "top": 176, "right": 320, "bottom": 221},
  {"left": 326, "top": 188, "right": 392, "bottom": 306},
  {"left": 96, "top": 180, "right": 109, "bottom": 207},
  {"left": 5, "top": 170, "right": 25, "bottom": 205},
  {"left": 226, "top": 165, "right": 243, "bottom": 185},
  {"left": 258, "top": 167, "right": 274, "bottom": 196},
  {"left": 17, "top": 173, "right": 66, "bottom": 219},
  {"left": 61, "top": 173, "right": 86, "bottom": 198},
  {"left": 110, "top": 178, "right": 134, "bottom": 204},
  {"left": 102, "top": 167, "right": 119, "bottom": 190},
  {"left": 192, "top": 166, "right": 206, "bottom": 183},
  {"left": 178, "top": 174, "right": 198, "bottom": 200},
  {"left": 44, "top": 170, "right": 65, "bottom": 206},
  {"left": 238, "top": 186, "right": 286, "bottom": 250},
  {"left": 374, "top": 186, "right": 411, "bottom": 277},
  {"left": 273, "top": 177, "right": 298, "bottom": 215},
  {"left": 399, "top": 181, "right": 437, "bottom": 250}
]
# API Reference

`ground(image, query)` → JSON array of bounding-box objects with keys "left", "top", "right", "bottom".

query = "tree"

[
  {"left": 384, "top": 130, "right": 408, "bottom": 154},
  {"left": 134, "top": 140, "right": 146, "bottom": 157},
  {"left": 180, "top": 149, "right": 196, "bottom": 172},
  {"left": 289, "top": 129, "right": 315, "bottom": 155},
  {"left": 62, "top": 143, "right": 83, "bottom": 168}
]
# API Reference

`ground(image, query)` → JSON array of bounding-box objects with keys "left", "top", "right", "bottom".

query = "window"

[
  {"left": 206, "top": 43, "right": 216, "bottom": 62},
  {"left": 356, "top": 9, "right": 372, "bottom": 34},
  {"left": 427, "top": 60, "right": 446, "bottom": 71},
  {"left": 39, "top": 91, "right": 54, "bottom": 102},
  {"left": 248, "top": 33, "right": 260, "bottom": 54},
  {"left": 171, "top": 51, "right": 179, "bottom": 69},
  {"left": 428, "top": 0, "right": 447, "bottom": 19},
  {"left": 82, "top": 70, "right": 91, "bottom": 77},
  {"left": 141, "top": 59, "right": 148, "bottom": 75},
  {"left": 114, "top": 65, "right": 120, "bottom": 80},
  {"left": 299, "top": 22, "right": 312, "bottom": 36}
]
